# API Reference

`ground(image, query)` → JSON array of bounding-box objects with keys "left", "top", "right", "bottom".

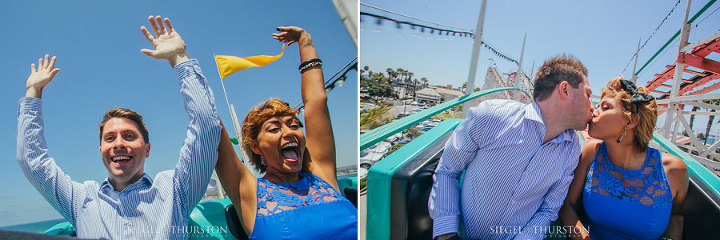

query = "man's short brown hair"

[
  {"left": 99, "top": 107, "right": 149, "bottom": 143},
  {"left": 533, "top": 55, "right": 588, "bottom": 101}
]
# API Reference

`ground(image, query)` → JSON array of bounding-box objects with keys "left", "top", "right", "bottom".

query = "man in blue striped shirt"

[
  {"left": 429, "top": 55, "right": 594, "bottom": 240},
  {"left": 16, "top": 16, "right": 221, "bottom": 239}
]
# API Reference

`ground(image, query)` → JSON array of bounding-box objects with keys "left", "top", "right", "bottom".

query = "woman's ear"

[
  {"left": 250, "top": 141, "right": 262, "bottom": 155},
  {"left": 627, "top": 114, "right": 640, "bottom": 129}
]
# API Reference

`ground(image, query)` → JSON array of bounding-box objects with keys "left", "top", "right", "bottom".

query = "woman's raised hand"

[{"left": 273, "top": 26, "right": 308, "bottom": 46}]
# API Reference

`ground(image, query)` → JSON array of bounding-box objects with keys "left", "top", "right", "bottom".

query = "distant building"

[
  {"left": 415, "top": 87, "right": 441, "bottom": 104},
  {"left": 434, "top": 87, "right": 465, "bottom": 101}
]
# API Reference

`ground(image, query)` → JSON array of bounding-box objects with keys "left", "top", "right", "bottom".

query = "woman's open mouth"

[{"left": 281, "top": 142, "right": 300, "bottom": 163}]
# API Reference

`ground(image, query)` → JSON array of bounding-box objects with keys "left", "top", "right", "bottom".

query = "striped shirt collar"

[
  {"left": 526, "top": 101, "right": 575, "bottom": 144},
  {"left": 100, "top": 173, "right": 153, "bottom": 193}
]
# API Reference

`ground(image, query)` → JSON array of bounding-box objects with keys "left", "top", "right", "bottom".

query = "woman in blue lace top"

[
  {"left": 214, "top": 26, "right": 357, "bottom": 239},
  {"left": 559, "top": 77, "right": 688, "bottom": 240}
]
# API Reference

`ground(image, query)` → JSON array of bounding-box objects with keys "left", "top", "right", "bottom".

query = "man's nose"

[{"left": 112, "top": 138, "right": 127, "bottom": 149}]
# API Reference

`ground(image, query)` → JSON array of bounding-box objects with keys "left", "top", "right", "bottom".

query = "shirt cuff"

[
  {"left": 173, "top": 59, "right": 202, "bottom": 81},
  {"left": 18, "top": 97, "right": 42, "bottom": 112},
  {"left": 433, "top": 215, "right": 459, "bottom": 238}
]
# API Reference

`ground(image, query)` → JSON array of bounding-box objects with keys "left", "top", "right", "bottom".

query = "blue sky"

[
  {"left": 0, "top": 1, "right": 357, "bottom": 227},
  {"left": 361, "top": 0, "right": 720, "bottom": 133}
]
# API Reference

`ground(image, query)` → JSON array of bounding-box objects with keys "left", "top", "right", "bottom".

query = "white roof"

[
  {"left": 416, "top": 88, "right": 441, "bottom": 97},
  {"left": 433, "top": 87, "right": 464, "bottom": 97}
]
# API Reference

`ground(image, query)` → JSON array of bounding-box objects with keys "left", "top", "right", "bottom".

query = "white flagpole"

[
  {"left": 215, "top": 57, "right": 235, "bottom": 130},
  {"left": 214, "top": 57, "right": 262, "bottom": 179}
]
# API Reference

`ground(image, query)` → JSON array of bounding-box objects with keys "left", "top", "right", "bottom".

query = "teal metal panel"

[
  {"left": 366, "top": 119, "right": 463, "bottom": 240},
  {"left": 187, "top": 198, "right": 234, "bottom": 239},
  {"left": 43, "top": 222, "right": 74, "bottom": 236},
  {"left": 653, "top": 132, "right": 720, "bottom": 199},
  {"left": 338, "top": 175, "right": 358, "bottom": 193},
  {"left": 360, "top": 87, "right": 529, "bottom": 150}
]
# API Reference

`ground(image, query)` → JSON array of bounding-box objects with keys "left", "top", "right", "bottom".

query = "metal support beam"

[
  {"left": 462, "top": 0, "right": 487, "bottom": 117},
  {"left": 678, "top": 53, "right": 720, "bottom": 74},
  {"left": 517, "top": 33, "right": 527, "bottom": 87},
  {"left": 689, "top": 79, "right": 720, "bottom": 95},
  {"left": 679, "top": 100, "right": 720, "bottom": 111},
  {"left": 677, "top": 114, "right": 708, "bottom": 152},
  {"left": 681, "top": 111, "right": 720, "bottom": 116},
  {"left": 632, "top": 38, "right": 641, "bottom": 83},
  {"left": 657, "top": 93, "right": 720, "bottom": 104},
  {"left": 672, "top": 113, "right": 680, "bottom": 143},
  {"left": 701, "top": 139, "right": 720, "bottom": 159},
  {"left": 651, "top": 89, "right": 670, "bottom": 94},
  {"left": 663, "top": 0, "right": 691, "bottom": 138},
  {"left": 681, "top": 31, "right": 720, "bottom": 52}
]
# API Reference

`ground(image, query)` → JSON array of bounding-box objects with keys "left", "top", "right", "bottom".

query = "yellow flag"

[{"left": 214, "top": 44, "right": 285, "bottom": 79}]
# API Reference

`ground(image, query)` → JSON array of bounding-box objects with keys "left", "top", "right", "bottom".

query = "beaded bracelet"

[
  {"left": 299, "top": 58, "right": 322, "bottom": 73},
  {"left": 299, "top": 58, "right": 322, "bottom": 72}
]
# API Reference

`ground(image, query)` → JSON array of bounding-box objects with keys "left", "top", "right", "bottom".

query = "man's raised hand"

[
  {"left": 26, "top": 54, "right": 60, "bottom": 98},
  {"left": 140, "top": 16, "right": 189, "bottom": 67}
]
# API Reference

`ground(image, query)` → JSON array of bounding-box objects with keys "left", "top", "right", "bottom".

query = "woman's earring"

[
  {"left": 617, "top": 128, "right": 626, "bottom": 143},
  {"left": 260, "top": 156, "right": 266, "bottom": 166}
]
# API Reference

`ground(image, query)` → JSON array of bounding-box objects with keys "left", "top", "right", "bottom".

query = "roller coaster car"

[
  {"left": 42, "top": 178, "right": 358, "bottom": 239},
  {"left": 385, "top": 129, "right": 720, "bottom": 239}
]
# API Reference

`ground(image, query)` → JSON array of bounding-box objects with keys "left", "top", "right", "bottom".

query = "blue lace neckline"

[
  {"left": 600, "top": 142, "right": 656, "bottom": 175},
  {"left": 255, "top": 171, "right": 344, "bottom": 217},
  {"left": 585, "top": 141, "right": 672, "bottom": 209},
  {"left": 260, "top": 171, "right": 312, "bottom": 189}
]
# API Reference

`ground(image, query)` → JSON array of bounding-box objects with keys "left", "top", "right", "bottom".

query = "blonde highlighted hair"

[{"left": 601, "top": 77, "right": 658, "bottom": 151}]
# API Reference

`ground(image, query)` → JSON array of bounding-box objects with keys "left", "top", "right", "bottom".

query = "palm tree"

[
  {"left": 386, "top": 68, "right": 396, "bottom": 85},
  {"left": 363, "top": 65, "right": 370, "bottom": 78},
  {"left": 413, "top": 78, "right": 420, "bottom": 96},
  {"left": 372, "top": 72, "right": 387, "bottom": 85},
  {"left": 690, "top": 105, "right": 700, "bottom": 130},
  {"left": 395, "top": 68, "right": 405, "bottom": 85},
  {"left": 395, "top": 68, "right": 406, "bottom": 98},
  {"left": 703, "top": 99, "right": 720, "bottom": 145},
  {"left": 421, "top": 77, "right": 429, "bottom": 88},
  {"left": 406, "top": 72, "right": 414, "bottom": 97}
]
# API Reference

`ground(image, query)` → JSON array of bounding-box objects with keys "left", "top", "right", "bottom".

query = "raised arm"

[
  {"left": 214, "top": 120, "right": 257, "bottom": 234},
  {"left": 273, "top": 27, "right": 337, "bottom": 186},
  {"left": 139, "top": 16, "right": 221, "bottom": 214},
  {"left": 18, "top": 55, "right": 84, "bottom": 225}
]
